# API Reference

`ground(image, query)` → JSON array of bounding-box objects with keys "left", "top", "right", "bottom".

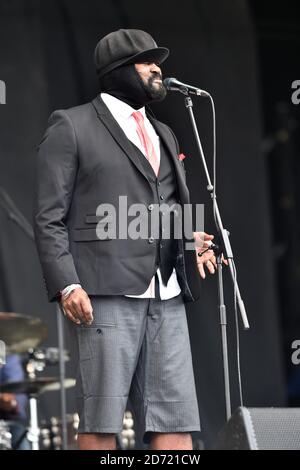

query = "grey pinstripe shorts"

[{"left": 66, "top": 293, "right": 200, "bottom": 443}]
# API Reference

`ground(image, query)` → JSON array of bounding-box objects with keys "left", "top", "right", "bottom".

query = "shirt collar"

[{"left": 100, "top": 93, "right": 146, "bottom": 119}]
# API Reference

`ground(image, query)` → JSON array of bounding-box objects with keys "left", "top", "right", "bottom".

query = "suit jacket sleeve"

[{"left": 33, "top": 110, "right": 80, "bottom": 302}]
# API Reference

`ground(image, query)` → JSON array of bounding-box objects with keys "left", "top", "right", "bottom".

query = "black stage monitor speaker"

[{"left": 213, "top": 407, "right": 300, "bottom": 450}]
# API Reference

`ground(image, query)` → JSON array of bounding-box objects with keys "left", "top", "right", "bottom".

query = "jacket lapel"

[
  {"left": 148, "top": 116, "right": 190, "bottom": 205},
  {"left": 91, "top": 95, "right": 189, "bottom": 205},
  {"left": 92, "top": 96, "right": 151, "bottom": 183}
]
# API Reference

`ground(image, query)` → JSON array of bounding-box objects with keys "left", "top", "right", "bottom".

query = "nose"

[{"left": 150, "top": 63, "right": 161, "bottom": 74}]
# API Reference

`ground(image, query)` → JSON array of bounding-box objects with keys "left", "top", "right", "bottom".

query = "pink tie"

[{"left": 132, "top": 111, "right": 160, "bottom": 176}]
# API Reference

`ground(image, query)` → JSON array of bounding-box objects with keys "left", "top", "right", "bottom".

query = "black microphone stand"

[
  {"left": 182, "top": 94, "right": 250, "bottom": 420},
  {"left": 0, "top": 186, "right": 68, "bottom": 449}
]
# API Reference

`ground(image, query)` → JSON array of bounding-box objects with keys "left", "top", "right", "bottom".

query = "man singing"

[{"left": 34, "top": 29, "right": 219, "bottom": 450}]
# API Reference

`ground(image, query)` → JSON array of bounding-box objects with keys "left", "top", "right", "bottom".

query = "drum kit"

[
  {"left": 0, "top": 311, "right": 75, "bottom": 450},
  {"left": 0, "top": 311, "right": 136, "bottom": 450}
]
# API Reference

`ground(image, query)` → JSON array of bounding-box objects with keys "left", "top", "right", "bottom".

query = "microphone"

[{"left": 163, "top": 77, "right": 209, "bottom": 97}]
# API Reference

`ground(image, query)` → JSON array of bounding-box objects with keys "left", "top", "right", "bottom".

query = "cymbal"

[
  {"left": 0, "top": 312, "right": 47, "bottom": 353},
  {"left": 0, "top": 377, "right": 76, "bottom": 395}
]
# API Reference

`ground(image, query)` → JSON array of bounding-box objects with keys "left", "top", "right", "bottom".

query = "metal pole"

[
  {"left": 28, "top": 396, "right": 40, "bottom": 450},
  {"left": 57, "top": 305, "right": 68, "bottom": 450}
]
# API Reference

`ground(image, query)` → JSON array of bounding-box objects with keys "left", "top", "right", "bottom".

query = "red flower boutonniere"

[{"left": 178, "top": 153, "right": 186, "bottom": 161}]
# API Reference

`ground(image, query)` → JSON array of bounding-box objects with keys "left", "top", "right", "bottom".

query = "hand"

[
  {"left": 193, "top": 231, "right": 228, "bottom": 279},
  {"left": 0, "top": 393, "right": 18, "bottom": 413},
  {"left": 60, "top": 287, "right": 93, "bottom": 325}
]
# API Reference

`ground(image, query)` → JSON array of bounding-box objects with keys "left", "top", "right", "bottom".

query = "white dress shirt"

[{"left": 61, "top": 93, "right": 181, "bottom": 300}]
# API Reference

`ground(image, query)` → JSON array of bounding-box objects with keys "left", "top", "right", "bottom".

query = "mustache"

[{"left": 149, "top": 72, "right": 163, "bottom": 83}]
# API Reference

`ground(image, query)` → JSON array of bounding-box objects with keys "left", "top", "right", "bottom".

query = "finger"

[
  {"left": 68, "top": 297, "right": 85, "bottom": 322},
  {"left": 198, "top": 262, "right": 206, "bottom": 279},
  {"left": 202, "top": 240, "right": 213, "bottom": 249},
  {"left": 80, "top": 298, "right": 94, "bottom": 324},
  {"left": 62, "top": 296, "right": 83, "bottom": 322},
  {"left": 206, "top": 260, "right": 215, "bottom": 274},
  {"left": 222, "top": 256, "right": 229, "bottom": 265},
  {"left": 194, "top": 232, "right": 213, "bottom": 249},
  {"left": 203, "top": 233, "right": 214, "bottom": 240},
  {"left": 63, "top": 306, "right": 81, "bottom": 325}
]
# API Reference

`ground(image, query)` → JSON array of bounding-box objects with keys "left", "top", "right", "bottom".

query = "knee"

[
  {"left": 149, "top": 432, "right": 192, "bottom": 450},
  {"left": 77, "top": 432, "right": 117, "bottom": 450}
]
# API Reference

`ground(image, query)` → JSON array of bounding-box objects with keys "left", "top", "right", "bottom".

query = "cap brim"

[{"left": 97, "top": 47, "right": 169, "bottom": 77}]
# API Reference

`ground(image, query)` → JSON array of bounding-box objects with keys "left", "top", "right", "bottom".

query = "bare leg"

[
  {"left": 149, "top": 432, "right": 193, "bottom": 450},
  {"left": 77, "top": 433, "right": 117, "bottom": 450}
]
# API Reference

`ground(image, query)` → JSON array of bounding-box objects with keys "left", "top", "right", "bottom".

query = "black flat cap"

[{"left": 94, "top": 29, "right": 169, "bottom": 77}]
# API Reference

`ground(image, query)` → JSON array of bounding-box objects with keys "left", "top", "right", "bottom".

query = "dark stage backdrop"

[{"left": 0, "top": 0, "right": 285, "bottom": 447}]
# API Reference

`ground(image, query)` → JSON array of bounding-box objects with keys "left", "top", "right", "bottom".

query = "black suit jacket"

[{"left": 33, "top": 96, "right": 201, "bottom": 302}]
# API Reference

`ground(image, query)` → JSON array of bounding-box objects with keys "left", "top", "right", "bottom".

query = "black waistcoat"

[{"left": 136, "top": 137, "right": 180, "bottom": 285}]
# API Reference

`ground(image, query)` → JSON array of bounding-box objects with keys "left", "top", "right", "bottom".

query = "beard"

[
  {"left": 143, "top": 72, "right": 167, "bottom": 102},
  {"left": 99, "top": 64, "right": 167, "bottom": 109}
]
